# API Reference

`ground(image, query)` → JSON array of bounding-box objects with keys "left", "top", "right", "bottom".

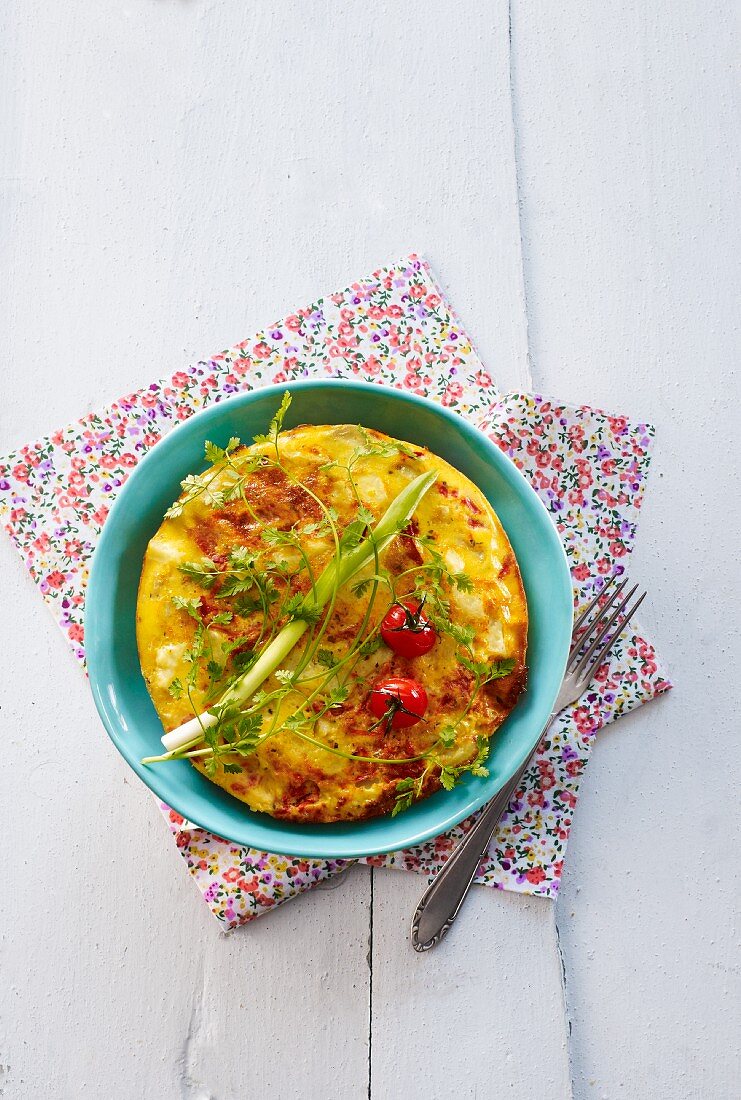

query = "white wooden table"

[{"left": 1, "top": 3, "right": 738, "bottom": 1097}]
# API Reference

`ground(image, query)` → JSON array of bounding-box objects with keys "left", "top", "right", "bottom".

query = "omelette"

[{"left": 136, "top": 406, "right": 527, "bottom": 822}]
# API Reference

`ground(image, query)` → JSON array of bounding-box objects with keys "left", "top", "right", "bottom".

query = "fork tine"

[
  {"left": 574, "top": 588, "right": 646, "bottom": 682},
  {"left": 569, "top": 575, "right": 629, "bottom": 663},
  {"left": 571, "top": 573, "right": 618, "bottom": 638},
  {"left": 571, "top": 583, "right": 638, "bottom": 676}
]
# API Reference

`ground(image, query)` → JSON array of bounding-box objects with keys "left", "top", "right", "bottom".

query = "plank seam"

[
  {"left": 367, "top": 868, "right": 374, "bottom": 1100},
  {"left": 507, "top": 0, "right": 534, "bottom": 389}
]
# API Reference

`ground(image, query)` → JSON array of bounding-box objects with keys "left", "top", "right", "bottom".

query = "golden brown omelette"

[{"left": 136, "top": 410, "right": 527, "bottom": 822}]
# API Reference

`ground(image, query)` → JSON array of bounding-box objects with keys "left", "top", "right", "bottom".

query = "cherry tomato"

[
  {"left": 368, "top": 676, "right": 428, "bottom": 731},
  {"left": 380, "top": 598, "right": 437, "bottom": 658}
]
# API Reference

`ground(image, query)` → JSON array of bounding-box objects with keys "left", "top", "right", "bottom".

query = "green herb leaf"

[
  {"left": 229, "top": 546, "right": 255, "bottom": 569},
  {"left": 179, "top": 560, "right": 218, "bottom": 588},
  {"left": 327, "top": 683, "right": 349, "bottom": 707},
  {"left": 438, "top": 723, "right": 457, "bottom": 747},
  {"left": 339, "top": 518, "right": 368, "bottom": 552},
  {"left": 232, "top": 649, "right": 257, "bottom": 674},
  {"left": 317, "top": 649, "right": 338, "bottom": 669},
  {"left": 470, "top": 737, "right": 491, "bottom": 778},
  {"left": 253, "top": 390, "right": 291, "bottom": 448},
  {"left": 358, "top": 634, "right": 383, "bottom": 657},
  {"left": 485, "top": 658, "right": 516, "bottom": 681},
  {"left": 391, "top": 777, "right": 416, "bottom": 816},
  {"left": 218, "top": 574, "right": 257, "bottom": 598},
  {"left": 204, "top": 440, "right": 226, "bottom": 464},
  {"left": 458, "top": 655, "right": 516, "bottom": 683},
  {"left": 172, "top": 595, "right": 202, "bottom": 621}
]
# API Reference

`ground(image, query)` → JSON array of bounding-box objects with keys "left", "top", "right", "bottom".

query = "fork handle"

[{"left": 410, "top": 721, "right": 553, "bottom": 952}]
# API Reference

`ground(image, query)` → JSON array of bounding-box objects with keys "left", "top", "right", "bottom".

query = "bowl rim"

[{"left": 86, "top": 379, "right": 572, "bottom": 858}]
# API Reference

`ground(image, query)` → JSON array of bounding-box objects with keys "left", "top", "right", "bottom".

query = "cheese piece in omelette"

[{"left": 136, "top": 423, "right": 527, "bottom": 823}]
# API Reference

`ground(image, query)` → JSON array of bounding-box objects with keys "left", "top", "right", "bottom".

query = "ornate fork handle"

[
  {"left": 410, "top": 714, "right": 554, "bottom": 952},
  {"left": 410, "top": 574, "right": 647, "bottom": 952}
]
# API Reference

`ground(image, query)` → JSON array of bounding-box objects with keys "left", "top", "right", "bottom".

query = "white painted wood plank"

[
  {"left": 0, "top": 0, "right": 530, "bottom": 462},
  {"left": 510, "top": 2, "right": 741, "bottom": 1096},
  {"left": 0, "top": 1, "right": 540, "bottom": 1098},
  {"left": 0, "top": 541, "right": 373, "bottom": 1099},
  {"left": 371, "top": 872, "right": 572, "bottom": 1100}
]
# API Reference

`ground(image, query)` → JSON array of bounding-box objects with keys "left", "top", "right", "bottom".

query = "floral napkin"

[{"left": 0, "top": 255, "right": 670, "bottom": 928}]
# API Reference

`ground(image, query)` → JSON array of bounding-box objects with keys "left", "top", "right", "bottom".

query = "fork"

[{"left": 410, "top": 574, "right": 646, "bottom": 952}]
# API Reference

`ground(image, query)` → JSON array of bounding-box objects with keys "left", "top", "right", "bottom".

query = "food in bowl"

[{"left": 136, "top": 393, "right": 527, "bottom": 822}]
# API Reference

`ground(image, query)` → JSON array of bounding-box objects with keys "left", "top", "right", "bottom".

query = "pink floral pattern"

[
  {"left": 372, "top": 393, "right": 671, "bottom": 894},
  {"left": 0, "top": 255, "right": 670, "bottom": 926}
]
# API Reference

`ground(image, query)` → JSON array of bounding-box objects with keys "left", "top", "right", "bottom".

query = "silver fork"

[{"left": 410, "top": 574, "right": 646, "bottom": 952}]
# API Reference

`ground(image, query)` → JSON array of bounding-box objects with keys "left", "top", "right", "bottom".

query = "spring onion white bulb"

[{"left": 155, "top": 470, "right": 437, "bottom": 757}]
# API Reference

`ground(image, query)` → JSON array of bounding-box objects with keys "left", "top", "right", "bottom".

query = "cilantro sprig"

[{"left": 144, "top": 393, "right": 519, "bottom": 814}]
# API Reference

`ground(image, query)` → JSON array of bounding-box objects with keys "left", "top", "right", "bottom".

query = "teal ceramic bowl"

[{"left": 86, "top": 380, "right": 572, "bottom": 858}]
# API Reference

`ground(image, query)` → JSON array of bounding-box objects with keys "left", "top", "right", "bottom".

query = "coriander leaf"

[
  {"left": 281, "top": 592, "right": 304, "bottom": 617},
  {"left": 168, "top": 678, "right": 184, "bottom": 700},
  {"left": 438, "top": 723, "right": 457, "bottom": 747},
  {"left": 231, "top": 649, "right": 258, "bottom": 674},
  {"left": 392, "top": 776, "right": 416, "bottom": 816},
  {"left": 453, "top": 572, "right": 474, "bottom": 593},
  {"left": 286, "top": 598, "right": 322, "bottom": 625},
  {"left": 253, "top": 390, "right": 291, "bottom": 447},
  {"left": 165, "top": 473, "right": 207, "bottom": 518},
  {"left": 339, "top": 518, "right": 367, "bottom": 551},
  {"left": 327, "top": 683, "right": 349, "bottom": 707},
  {"left": 179, "top": 559, "right": 217, "bottom": 588},
  {"left": 210, "top": 611, "right": 234, "bottom": 626},
  {"left": 229, "top": 546, "right": 255, "bottom": 569},
  {"left": 221, "top": 480, "right": 243, "bottom": 504},
  {"left": 231, "top": 594, "right": 265, "bottom": 615},
  {"left": 218, "top": 575, "right": 256, "bottom": 598},
  {"left": 457, "top": 654, "right": 489, "bottom": 678},
  {"left": 485, "top": 658, "right": 516, "bottom": 681},
  {"left": 222, "top": 762, "right": 243, "bottom": 774},
  {"left": 204, "top": 440, "right": 226, "bottom": 464},
  {"left": 172, "top": 595, "right": 202, "bottom": 621},
  {"left": 358, "top": 634, "right": 383, "bottom": 657},
  {"left": 262, "top": 526, "right": 295, "bottom": 546},
  {"left": 469, "top": 736, "right": 491, "bottom": 777},
  {"left": 317, "top": 649, "right": 337, "bottom": 669},
  {"left": 444, "top": 621, "right": 475, "bottom": 647}
]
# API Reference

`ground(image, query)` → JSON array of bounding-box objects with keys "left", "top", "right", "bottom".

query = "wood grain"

[
  {"left": 0, "top": 2, "right": 570, "bottom": 1099},
  {"left": 3, "top": 0, "right": 738, "bottom": 1095},
  {"left": 511, "top": 1, "right": 741, "bottom": 1096}
]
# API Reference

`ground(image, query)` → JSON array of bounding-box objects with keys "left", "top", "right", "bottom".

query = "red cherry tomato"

[
  {"left": 368, "top": 677, "right": 428, "bottom": 731},
  {"left": 380, "top": 599, "right": 437, "bottom": 658}
]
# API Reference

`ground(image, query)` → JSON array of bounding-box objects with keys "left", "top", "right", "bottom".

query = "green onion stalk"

[{"left": 154, "top": 470, "right": 437, "bottom": 757}]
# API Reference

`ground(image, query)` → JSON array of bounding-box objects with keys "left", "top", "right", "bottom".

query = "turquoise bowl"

[{"left": 86, "top": 380, "right": 572, "bottom": 858}]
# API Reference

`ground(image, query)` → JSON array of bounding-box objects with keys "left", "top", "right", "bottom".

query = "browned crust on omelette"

[{"left": 136, "top": 423, "right": 528, "bottom": 822}]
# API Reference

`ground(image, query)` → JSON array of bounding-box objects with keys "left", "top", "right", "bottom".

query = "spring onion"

[{"left": 156, "top": 469, "right": 437, "bottom": 755}]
